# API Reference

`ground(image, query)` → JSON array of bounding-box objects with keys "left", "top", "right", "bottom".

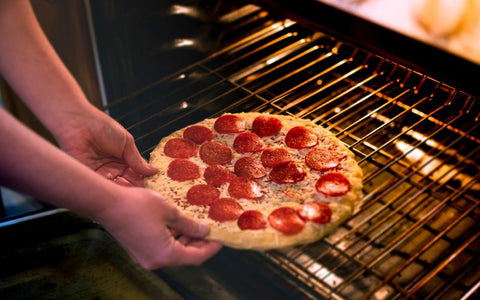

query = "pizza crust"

[
  {"left": 208, "top": 201, "right": 352, "bottom": 250},
  {"left": 145, "top": 112, "right": 363, "bottom": 251}
]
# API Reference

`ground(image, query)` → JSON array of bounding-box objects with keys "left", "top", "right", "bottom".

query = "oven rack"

[{"left": 104, "top": 7, "right": 480, "bottom": 300}]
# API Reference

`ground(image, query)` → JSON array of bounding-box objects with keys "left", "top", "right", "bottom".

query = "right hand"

[
  {"left": 55, "top": 108, "right": 157, "bottom": 187},
  {"left": 96, "top": 186, "right": 223, "bottom": 269}
]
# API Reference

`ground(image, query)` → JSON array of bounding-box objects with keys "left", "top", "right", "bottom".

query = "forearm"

[
  {"left": 0, "top": 109, "right": 117, "bottom": 219},
  {"left": 0, "top": 0, "right": 97, "bottom": 140}
]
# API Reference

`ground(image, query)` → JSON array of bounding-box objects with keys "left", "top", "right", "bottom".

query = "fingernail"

[
  {"left": 148, "top": 164, "right": 158, "bottom": 171},
  {"left": 198, "top": 222, "right": 210, "bottom": 236}
]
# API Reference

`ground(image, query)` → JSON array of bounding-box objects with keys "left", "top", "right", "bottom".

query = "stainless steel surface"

[
  {"left": 0, "top": 208, "right": 66, "bottom": 228},
  {"left": 0, "top": 212, "right": 184, "bottom": 300},
  {"left": 106, "top": 5, "right": 479, "bottom": 299}
]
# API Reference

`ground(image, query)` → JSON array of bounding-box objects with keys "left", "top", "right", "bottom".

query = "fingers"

[
  {"left": 120, "top": 168, "right": 144, "bottom": 187},
  {"left": 123, "top": 134, "right": 158, "bottom": 176},
  {"left": 114, "top": 176, "right": 133, "bottom": 187},
  {"left": 137, "top": 238, "right": 223, "bottom": 270},
  {"left": 107, "top": 190, "right": 222, "bottom": 269},
  {"left": 99, "top": 164, "right": 147, "bottom": 187},
  {"left": 167, "top": 239, "right": 223, "bottom": 266},
  {"left": 160, "top": 209, "right": 223, "bottom": 267},
  {"left": 161, "top": 205, "right": 224, "bottom": 265},
  {"left": 176, "top": 235, "right": 221, "bottom": 250},
  {"left": 167, "top": 209, "right": 211, "bottom": 239}
]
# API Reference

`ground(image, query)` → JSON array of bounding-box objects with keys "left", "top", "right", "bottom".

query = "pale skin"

[{"left": 0, "top": 0, "right": 222, "bottom": 269}]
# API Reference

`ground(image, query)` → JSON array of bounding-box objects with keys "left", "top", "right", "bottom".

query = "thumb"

[
  {"left": 123, "top": 135, "right": 158, "bottom": 176},
  {"left": 170, "top": 213, "right": 210, "bottom": 239}
]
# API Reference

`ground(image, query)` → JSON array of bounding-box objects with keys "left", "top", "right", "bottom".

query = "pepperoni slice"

[
  {"left": 297, "top": 202, "right": 332, "bottom": 224},
  {"left": 183, "top": 125, "right": 216, "bottom": 144},
  {"left": 268, "top": 207, "right": 305, "bottom": 235},
  {"left": 164, "top": 138, "right": 197, "bottom": 158},
  {"left": 199, "top": 141, "right": 233, "bottom": 165},
  {"left": 237, "top": 210, "right": 268, "bottom": 230},
  {"left": 167, "top": 159, "right": 200, "bottom": 181},
  {"left": 315, "top": 172, "right": 351, "bottom": 196},
  {"left": 260, "top": 147, "right": 292, "bottom": 168},
  {"left": 269, "top": 161, "right": 306, "bottom": 184},
  {"left": 233, "top": 132, "right": 265, "bottom": 153},
  {"left": 305, "top": 148, "right": 344, "bottom": 171},
  {"left": 251, "top": 115, "right": 282, "bottom": 137},
  {"left": 228, "top": 177, "right": 264, "bottom": 199},
  {"left": 234, "top": 157, "right": 267, "bottom": 179},
  {"left": 214, "top": 114, "right": 246, "bottom": 134},
  {"left": 186, "top": 184, "right": 220, "bottom": 206},
  {"left": 285, "top": 126, "right": 318, "bottom": 149},
  {"left": 208, "top": 198, "right": 243, "bottom": 222},
  {"left": 204, "top": 164, "right": 237, "bottom": 187}
]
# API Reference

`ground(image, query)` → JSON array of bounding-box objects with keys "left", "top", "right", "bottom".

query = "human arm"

[
  {"left": 0, "top": 108, "right": 222, "bottom": 268},
  {"left": 0, "top": 0, "right": 222, "bottom": 267},
  {"left": 0, "top": 0, "right": 155, "bottom": 185}
]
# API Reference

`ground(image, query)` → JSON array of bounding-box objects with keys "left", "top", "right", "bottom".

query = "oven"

[{"left": 1, "top": 0, "right": 479, "bottom": 299}]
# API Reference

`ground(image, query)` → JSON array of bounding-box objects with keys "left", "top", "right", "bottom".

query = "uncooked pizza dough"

[{"left": 145, "top": 112, "right": 363, "bottom": 250}]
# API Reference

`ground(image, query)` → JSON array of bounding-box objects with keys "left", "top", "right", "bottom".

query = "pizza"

[{"left": 144, "top": 112, "right": 363, "bottom": 251}]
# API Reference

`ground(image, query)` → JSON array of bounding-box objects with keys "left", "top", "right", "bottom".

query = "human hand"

[
  {"left": 56, "top": 108, "right": 157, "bottom": 186},
  {"left": 97, "top": 186, "right": 223, "bottom": 269}
]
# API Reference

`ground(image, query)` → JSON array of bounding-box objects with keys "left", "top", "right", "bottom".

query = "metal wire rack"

[{"left": 104, "top": 7, "right": 480, "bottom": 299}]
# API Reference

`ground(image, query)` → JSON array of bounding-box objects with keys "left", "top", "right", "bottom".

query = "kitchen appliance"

[{"left": 1, "top": 0, "right": 478, "bottom": 299}]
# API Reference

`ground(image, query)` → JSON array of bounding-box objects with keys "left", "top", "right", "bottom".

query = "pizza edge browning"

[{"left": 145, "top": 112, "right": 363, "bottom": 251}]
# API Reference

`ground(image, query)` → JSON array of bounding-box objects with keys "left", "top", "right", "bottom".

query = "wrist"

[{"left": 91, "top": 185, "right": 143, "bottom": 232}]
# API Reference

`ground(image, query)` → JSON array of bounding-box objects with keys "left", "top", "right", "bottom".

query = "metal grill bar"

[
  {"left": 270, "top": 58, "right": 351, "bottom": 111},
  {"left": 316, "top": 145, "right": 477, "bottom": 276},
  {"left": 116, "top": 31, "right": 297, "bottom": 123},
  {"left": 407, "top": 230, "right": 480, "bottom": 297},
  {"left": 347, "top": 138, "right": 479, "bottom": 256},
  {"left": 342, "top": 174, "right": 480, "bottom": 293},
  {"left": 107, "top": 8, "right": 480, "bottom": 299},
  {"left": 103, "top": 17, "right": 296, "bottom": 109},
  {"left": 274, "top": 119, "right": 480, "bottom": 296}
]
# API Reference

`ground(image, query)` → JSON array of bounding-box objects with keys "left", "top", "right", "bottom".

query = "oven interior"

[
  {"left": 1, "top": 1, "right": 479, "bottom": 299},
  {"left": 97, "top": 1, "right": 480, "bottom": 298}
]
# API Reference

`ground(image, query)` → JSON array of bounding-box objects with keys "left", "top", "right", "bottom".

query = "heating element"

[{"left": 103, "top": 4, "right": 479, "bottom": 299}]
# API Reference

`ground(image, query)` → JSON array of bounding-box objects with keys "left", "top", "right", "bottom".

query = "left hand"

[
  {"left": 96, "top": 186, "right": 223, "bottom": 269},
  {"left": 56, "top": 108, "right": 157, "bottom": 186}
]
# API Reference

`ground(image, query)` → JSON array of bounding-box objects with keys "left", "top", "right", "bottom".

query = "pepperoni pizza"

[{"left": 145, "top": 113, "right": 363, "bottom": 250}]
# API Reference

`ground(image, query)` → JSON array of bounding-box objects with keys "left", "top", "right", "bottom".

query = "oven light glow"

[
  {"left": 174, "top": 39, "right": 195, "bottom": 47},
  {"left": 284, "top": 19, "right": 296, "bottom": 28},
  {"left": 266, "top": 57, "right": 279, "bottom": 65},
  {"left": 170, "top": 5, "right": 199, "bottom": 18},
  {"left": 271, "top": 23, "right": 283, "bottom": 30},
  {"left": 373, "top": 286, "right": 394, "bottom": 300},
  {"left": 271, "top": 19, "right": 296, "bottom": 30}
]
